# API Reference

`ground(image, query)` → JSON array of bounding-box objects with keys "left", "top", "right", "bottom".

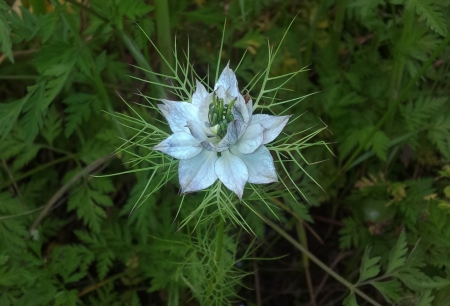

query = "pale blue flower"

[{"left": 154, "top": 64, "right": 290, "bottom": 199}]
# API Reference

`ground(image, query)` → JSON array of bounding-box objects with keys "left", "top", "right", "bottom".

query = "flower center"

[{"left": 208, "top": 94, "right": 236, "bottom": 138}]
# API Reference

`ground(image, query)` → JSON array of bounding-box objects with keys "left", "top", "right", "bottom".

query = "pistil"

[{"left": 208, "top": 94, "right": 236, "bottom": 138}]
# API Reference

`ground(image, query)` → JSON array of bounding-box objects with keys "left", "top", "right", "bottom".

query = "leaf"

[
  {"left": 339, "top": 217, "right": 368, "bottom": 249},
  {"left": 0, "top": 193, "right": 28, "bottom": 254},
  {"left": 63, "top": 94, "right": 101, "bottom": 137},
  {"left": 371, "top": 130, "right": 390, "bottom": 161},
  {"left": 41, "top": 106, "right": 62, "bottom": 145},
  {"left": 429, "top": 114, "right": 450, "bottom": 159},
  {"left": 415, "top": 290, "right": 434, "bottom": 306},
  {"left": 371, "top": 280, "right": 402, "bottom": 303},
  {"left": 35, "top": 11, "right": 57, "bottom": 43},
  {"left": 50, "top": 246, "right": 94, "bottom": 284},
  {"left": 97, "top": 250, "right": 115, "bottom": 280},
  {"left": 0, "top": 99, "right": 25, "bottom": 139},
  {"left": 386, "top": 230, "right": 408, "bottom": 274},
  {"left": 12, "top": 144, "right": 41, "bottom": 170},
  {"left": 54, "top": 290, "right": 78, "bottom": 306},
  {"left": 67, "top": 178, "right": 114, "bottom": 233},
  {"left": 0, "top": 2, "right": 13, "bottom": 63},
  {"left": 407, "top": 0, "right": 447, "bottom": 37},
  {"left": 343, "top": 292, "right": 359, "bottom": 306},
  {"left": 358, "top": 246, "right": 381, "bottom": 283},
  {"left": 399, "top": 268, "right": 450, "bottom": 291},
  {"left": 22, "top": 61, "right": 75, "bottom": 142},
  {"left": 401, "top": 96, "right": 447, "bottom": 131}
]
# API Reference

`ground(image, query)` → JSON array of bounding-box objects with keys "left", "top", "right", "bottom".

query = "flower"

[{"left": 154, "top": 64, "right": 290, "bottom": 199}]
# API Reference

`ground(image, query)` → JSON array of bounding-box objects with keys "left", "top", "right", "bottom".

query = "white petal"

[
  {"left": 245, "top": 96, "right": 253, "bottom": 117},
  {"left": 215, "top": 150, "right": 248, "bottom": 199},
  {"left": 230, "top": 145, "right": 278, "bottom": 184},
  {"left": 153, "top": 133, "right": 202, "bottom": 160},
  {"left": 158, "top": 100, "right": 200, "bottom": 133},
  {"left": 218, "top": 120, "right": 247, "bottom": 150},
  {"left": 179, "top": 150, "right": 218, "bottom": 193},
  {"left": 197, "top": 92, "right": 214, "bottom": 125},
  {"left": 186, "top": 120, "right": 208, "bottom": 141},
  {"left": 236, "top": 123, "right": 264, "bottom": 154},
  {"left": 214, "top": 63, "right": 240, "bottom": 98},
  {"left": 231, "top": 94, "right": 250, "bottom": 123},
  {"left": 249, "top": 114, "right": 291, "bottom": 144},
  {"left": 192, "top": 80, "right": 209, "bottom": 108}
]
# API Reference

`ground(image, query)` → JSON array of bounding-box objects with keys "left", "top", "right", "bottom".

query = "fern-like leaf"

[
  {"left": 358, "top": 246, "right": 381, "bottom": 283},
  {"left": 408, "top": 0, "right": 447, "bottom": 36},
  {"left": 371, "top": 130, "right": 390, "bottom": 161},
  {"left": 0, "top": 2, "right": 13, "bottom": 62},
  {"left": 67, "top": 178, "right": 114, "bottom": 233},
  {"left": 63, "top": 94, "right": 101, "bottom": 137},
  {"left": 429, "top": 114, "right": 450, "bottom": 159},
  {"left": 415, "top": 290, "right": 434, "bottom": 306},
  {"left": 386, "top": 230, "right": 408, "bottom": 274},
  {"left": 371, "top": 280, "right": 402, "bottom": 303},
  {"left": 0, "top": 99, "right": 25, "bottom": 139},
  {"left": 401, "top": 96, "right": 447, "bottom": 131},
  {"left": 343, "top": 292, "right": 359, "bottom": 306}
]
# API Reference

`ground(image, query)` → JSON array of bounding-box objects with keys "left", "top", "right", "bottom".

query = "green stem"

[
  {"left": 205, "top": 217, "right": 225, "bottom": 306},
  {"left": 330, "top": 0, "right": 347, "bottom": 57},
  {"left": 155, "top": 0, "right": 173, "bottom": 77},
  {"left": 215, "top": 217, "right": 225, "bottom": 263},
  {"left": 264, "top": 217, "right": 382, "bottom": 306}
]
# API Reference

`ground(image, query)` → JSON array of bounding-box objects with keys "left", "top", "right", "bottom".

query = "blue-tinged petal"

[
  {"left": 218, "top": 120, "right": 247, "bottom": 150},
  {"left": 231, "top": 94, "right": 250, "bottom": 123},
  {"left": 236, "top": 123, "right": 264, "bottom": 154},
  {"left": 186, "top": 120, "right": 209, "bottom": 141},
  {"left": 215, "top": 150, "right": 248, "bottom": 199},
  {"left": 249, "top": 114, "right": 291, "bottom": 144},
  {"left": 197, "top": 92, "right": 214, "bottom": 125},
  {"left": 192, "top": 80, "right": 209, "bottom": 108},
  {"left": 214, "top": 63, "right": 240, "bottom": 98},
  {"left": 153, "top": 132, "right": 202, "bottom": 160},
  {"left": 179, "top": 150, "right": 218, "bottom": 193},
  {"left": 158, "top": 100, "right": 201, "bottom": 133},
  {"left": 245, "top": 96, "right": 253, "bottom": 117},
  {"left": 230, "top": 145, "right": 278, "bottom": 184}
]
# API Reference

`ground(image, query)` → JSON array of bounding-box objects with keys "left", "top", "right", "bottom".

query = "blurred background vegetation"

[{"left": 1, "top": 0, "right": 450, "bottom": 305}]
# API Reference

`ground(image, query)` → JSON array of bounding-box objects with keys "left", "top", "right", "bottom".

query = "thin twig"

[
  {"left": 272, "top": 198, "right": 324, "bottom": 244},
  {"left": 253, "top": 259, "right": 262, "bottom": 306},
  {"left": 1, "top": 159, "right": 22, "bottom": 199},
  {"left": 263, "top": 216, "right": 382, "bottom": 306},
  {"left": 313, "top": 251, "right": 353, "bottom": 302},
  {"left": 29, "top": 156, "right": 113, "bottom": 235}
]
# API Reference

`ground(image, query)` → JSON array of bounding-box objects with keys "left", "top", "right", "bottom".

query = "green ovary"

[{"left": 208, "top": 94, "right": 236, "bottom": 138}]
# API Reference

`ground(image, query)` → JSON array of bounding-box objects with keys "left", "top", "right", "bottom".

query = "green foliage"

[
  {"left": 350, "top": 231, "right": 450, "bottom": 305},
  {"left": 358, "top": 247, "right": 381, "bottom": 283},
  {"left": 407, "top": 0, "right": 448, "bottom": 36},
  {"left": 1, "top": 0, "right": 449, "bottom": 305},
  {"left": 63, "top": 94, "right": 102, "bottom": 137},
  {"left": 0, "top": 1, "right": 13, "bottom": 62},
  {"left": 67, "top": 178, "right": 114, "bottom": 233}
]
